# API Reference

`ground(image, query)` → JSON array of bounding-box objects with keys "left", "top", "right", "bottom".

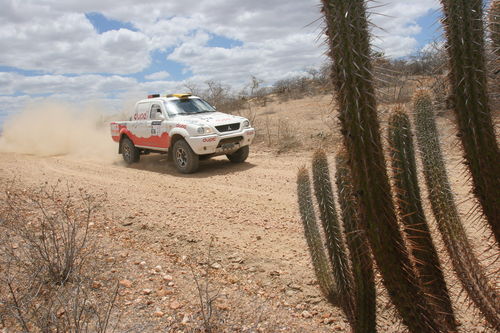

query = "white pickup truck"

[{"left": 110, "top": 93, "right": 255, "bottom": 173}]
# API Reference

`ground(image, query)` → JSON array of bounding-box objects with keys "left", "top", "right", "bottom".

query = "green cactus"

[
  {"left": 311, "top": 150, "right": 355, "bottom": 322},
  {"left": 321, "top": 1, "right": 440, "bottom": 331},
  {"left": 388, "top": 106, "right": 457, "bottom": 331},
  {"left": 296, "top": 167, "right": 337, "bottom": 305},
  {"left": 335, "top": 151, "right": 376, "bottom": 333},
  {"left": 440, "top": 0, "right": 500, "bottom": 245},
  {"left": 413, "top": 90, "right": 500, "bottom": 329},
  {"left": 489, "top": 0, "right": 500, "bottom": 57},
  {"left": 297, "top": 152, "right": 376, "bottom": 332}
]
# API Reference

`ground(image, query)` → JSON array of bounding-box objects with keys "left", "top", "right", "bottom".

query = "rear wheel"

[
  {"left": 227, "top": 146, "right": 249, "bottom": 163},
  {"left": 121, "top": 137, "right": 140, "bottom": 164},
  {"left": 173, "top": 140, "right": 199, "bottom": 173}
]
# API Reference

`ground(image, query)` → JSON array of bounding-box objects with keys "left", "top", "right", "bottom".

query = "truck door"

[
  {"left": 146, "top": 103, "right": 170, "bottom": 149},
  {"left": 129, "top": 102, "right": 151, "bottom": 147}
]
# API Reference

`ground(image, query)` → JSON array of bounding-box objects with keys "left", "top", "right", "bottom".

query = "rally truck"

[{"left": 110, "top": 93, "right": 255, "bottom": 174}]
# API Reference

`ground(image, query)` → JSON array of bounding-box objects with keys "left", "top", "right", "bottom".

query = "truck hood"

[{"left": 174, "top": 112, "right": 245, "bottom": 126}]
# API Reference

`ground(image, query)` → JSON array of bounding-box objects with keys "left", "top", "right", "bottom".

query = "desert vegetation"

[
  {"left": 297, "top": 0, "right": 499, "bottom": 332},
  {"left": 0, "top": 1, "right": 499, "bottom": 332}
]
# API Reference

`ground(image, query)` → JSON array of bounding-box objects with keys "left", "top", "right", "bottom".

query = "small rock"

[
  {"left": 119, "top": 279, "right": 133, "bottom": 288},
  {"left": 301, "top": 310, "right": 312, "bottom": 318},
  {"left": 170, "top": 301, "right": 181, "bottom": 310},
  {"left": 211, "top": 263, "right": 222, "bottom": 269},
  {"left": 139, "top": 261, "right": 147, "bottom": 267},
  {"left": 92, "top": 281, "right": 102, "bottom": 289},
  {"left": 162, "top": 274, "right": 173, "bottom": 281},
  {"left": 153, "top": 311, "right": 164, "bottom": 317},
  {"left": 122, "top": 221, "right": 133, "bottom": 226},
  {"left": 324, "top": 317, "right": 335, "bottom": 325},
  {"left": 142, "top": 289, "right": 152, "bottom": 295},
  {"left": 231, "top": 257, "right": 244, "bottom": 264},
  {"left": 287, "top": 283, "right": 302, "bottom": 291},
  {"left": 181, "top": 314, "right": 189, "bottom": 324},
  {"left": 256, "top": 236, "right": 262, "bottom": 240},
  {"left": 155, "top": 265, "right": 162, "bottom": 272}
]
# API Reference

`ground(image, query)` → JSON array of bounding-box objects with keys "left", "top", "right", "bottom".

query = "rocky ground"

[{"left": 0, "top": 95, "right": 497, "bottom": 332}]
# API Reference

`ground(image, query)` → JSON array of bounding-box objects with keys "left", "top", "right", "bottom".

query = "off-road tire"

[
  {"left": 121, "top": 137, "right": 140, "bottom": 164},
  {"left": 227, "top": 146, "right": 249, "bottom": 163},
  {"left": 173, "top": 139, "right": 199, "bottom": 173}
]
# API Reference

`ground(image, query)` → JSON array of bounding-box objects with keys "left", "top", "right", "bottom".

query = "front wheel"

[
  {"left": 173, "top": 140, "right": 199, "bottom": 173},
  {"left": 121, "top": 137, "right": 140, "bottom": 164},
  {"left": 226, "top": 146, "right": 249, "bottom": 163}
]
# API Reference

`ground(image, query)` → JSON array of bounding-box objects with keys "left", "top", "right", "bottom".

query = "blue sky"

[{"left": 0, "top": 0, "right": 454, "bottom": 126}]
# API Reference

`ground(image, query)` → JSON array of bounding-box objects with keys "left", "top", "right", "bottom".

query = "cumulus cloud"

[
  {"left": 0, "top": 0, "right": 442, "bottom": 123},
  {"left": 144, "top": 71, "right": 170, "bottom": 80}
]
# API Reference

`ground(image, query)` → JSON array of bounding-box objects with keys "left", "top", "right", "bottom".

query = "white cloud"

[
  {"left": 0, "top": 0, "right": 443, "bottom": 122},
  {"left": 0, "top": 10, "right": 151, "bottom": 74},
  {"left": 144, "top": 71, "right": 170, "bottom": 81}
]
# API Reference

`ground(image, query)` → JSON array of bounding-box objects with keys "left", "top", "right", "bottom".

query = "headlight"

[
  {"left": 242, "top": 120, "right": 250, "bottom": 128},
  {"left": 197, "top": 127, "right": 213, "bottom": 135}
]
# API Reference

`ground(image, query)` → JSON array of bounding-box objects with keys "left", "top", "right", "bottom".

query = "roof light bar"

[
  {"left": 148, "top": 94, "right": 160, "bottom": 98},
  {"left": 166, "top": 93, "right": 192, "bottom": 98}
]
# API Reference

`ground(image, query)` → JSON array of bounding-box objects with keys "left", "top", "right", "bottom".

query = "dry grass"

[{"left": 0, "top": 182, "right": 119, "bottom": 332}]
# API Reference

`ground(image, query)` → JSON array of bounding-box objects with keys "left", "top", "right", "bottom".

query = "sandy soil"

[{"left": 0, "top": 95, "right": 497, "bottom": 332}]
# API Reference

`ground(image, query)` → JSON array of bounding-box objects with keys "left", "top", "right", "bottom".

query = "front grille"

[
  {"left": 217, "top": 136, "right": 243, "bottom": 148},
  {"left": 215, "top": 123, "right": 240, "bottom": 132}
]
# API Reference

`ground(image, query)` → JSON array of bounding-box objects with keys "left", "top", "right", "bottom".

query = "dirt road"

[{"left": 0, "top": 147, "right": 496, "bottom": 332}]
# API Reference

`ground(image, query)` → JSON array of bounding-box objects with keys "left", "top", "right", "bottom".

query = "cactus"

[
  {"left": 413, "top": 90, "right": 500, "bottom": 329},
  {"left": 388, "top": 106, "right": 457, "bottom": 331},
  {"left": 321, "top": 1, "right": 440, "bottom": 331},
  {"left": 335, "top": 151, "right": 376, "bottom": 333},
  {"left": 297, "top": 167, "right": 337, "bottom": 305},
  {"left": 297, "top": 152, "right": 376, "bottom": 332},
  {"left": 311, "top": 150, "right": 355, "bottom": 322},
  {"left": 440, "top": 0, "right": 500, "bottom": 245},
  {"left": 489, "top": 0, "right": 500, "bottom": 57}
]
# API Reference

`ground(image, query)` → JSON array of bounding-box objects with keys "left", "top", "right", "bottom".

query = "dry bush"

[
  {"left": 258, "top": 118, "right": 300, "bottom": 153},
  {"left": 0, "top": 182, "right": 119, "bottom": 332},
  {"left": 183, "top": 239, "right": 280, "bottom": 333}
]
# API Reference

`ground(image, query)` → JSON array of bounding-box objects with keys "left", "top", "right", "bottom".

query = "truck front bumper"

[{"left": 188, "top": 128, "right": 255, "bottom": 155}]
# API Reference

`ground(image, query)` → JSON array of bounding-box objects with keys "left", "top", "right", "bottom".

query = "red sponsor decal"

[
  {"left": 175, "top": 124, "right": 187, "bottom": 129},
  {"left": 202, "top": 137, "right": 217, "bottom": 142},
  {"left": 246, "top": 130, "right": 255, "bottom": 136},
  {"left": 134, "top": 113, "right": 147, "bottom": 120}
]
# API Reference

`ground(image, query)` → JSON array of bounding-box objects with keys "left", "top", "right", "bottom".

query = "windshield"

[{"left": 164, "top": 98, "right": 216, "bottom": 115}]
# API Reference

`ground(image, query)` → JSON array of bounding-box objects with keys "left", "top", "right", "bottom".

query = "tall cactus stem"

[
  {"left": 490, "top": 0, "right": 500, "bottom": 56},
  {"left": 335, "top": 151, "right": 376, "bottom": 333},
  {"left": 322, "top": 1, "right": 440, "bottom": 331},
  {"left": 388, "top": 107, "right": 457, "bottom": 331},
  {"left": 440, "top": 0, "right": 500, "bottom": 244},
  {"left": 413, "top": 90, "right": 500, "bottom": 329},
  {"left": 311, "top": 150, "right": 355, "bottom": 322},
  {"left": 296, "top": 167, "right": 337, "bottom": 305}
]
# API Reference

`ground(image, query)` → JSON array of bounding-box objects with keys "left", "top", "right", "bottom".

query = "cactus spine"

[
  {"left": 335, "top": 151, "right": 376, "bottom": 333},
  {"left": 413, "top": 90, "right": 500, "bottom": 329},
  {"left": 388, "top": 107, "right": 457, "bottom": 331},
  {"left": 297, "top": 152, "right": 376, "bottom": 332},
  {"left": 321, "top": 1, "right": 439, "bottom": 331},
  {"left": 311, "top": 150, "right": 355, "bottom": 322},
  {"left": 297, "top": 167, "right": 337, "bottom": 305},
  {"left": 440, "top": 0, "right": 500, "bottom": 244},
  {"left": 489, "top": 0, "right": 500, "bottom": 57}
]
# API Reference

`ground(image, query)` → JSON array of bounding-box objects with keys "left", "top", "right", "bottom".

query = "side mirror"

[{"left": 156, "top": 110, "right": 165, "bottom": 120}]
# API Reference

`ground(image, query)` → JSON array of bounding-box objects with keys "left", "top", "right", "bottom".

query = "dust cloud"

[{"left": 0, "top": 101, "right": 125, "bottom": 162}]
